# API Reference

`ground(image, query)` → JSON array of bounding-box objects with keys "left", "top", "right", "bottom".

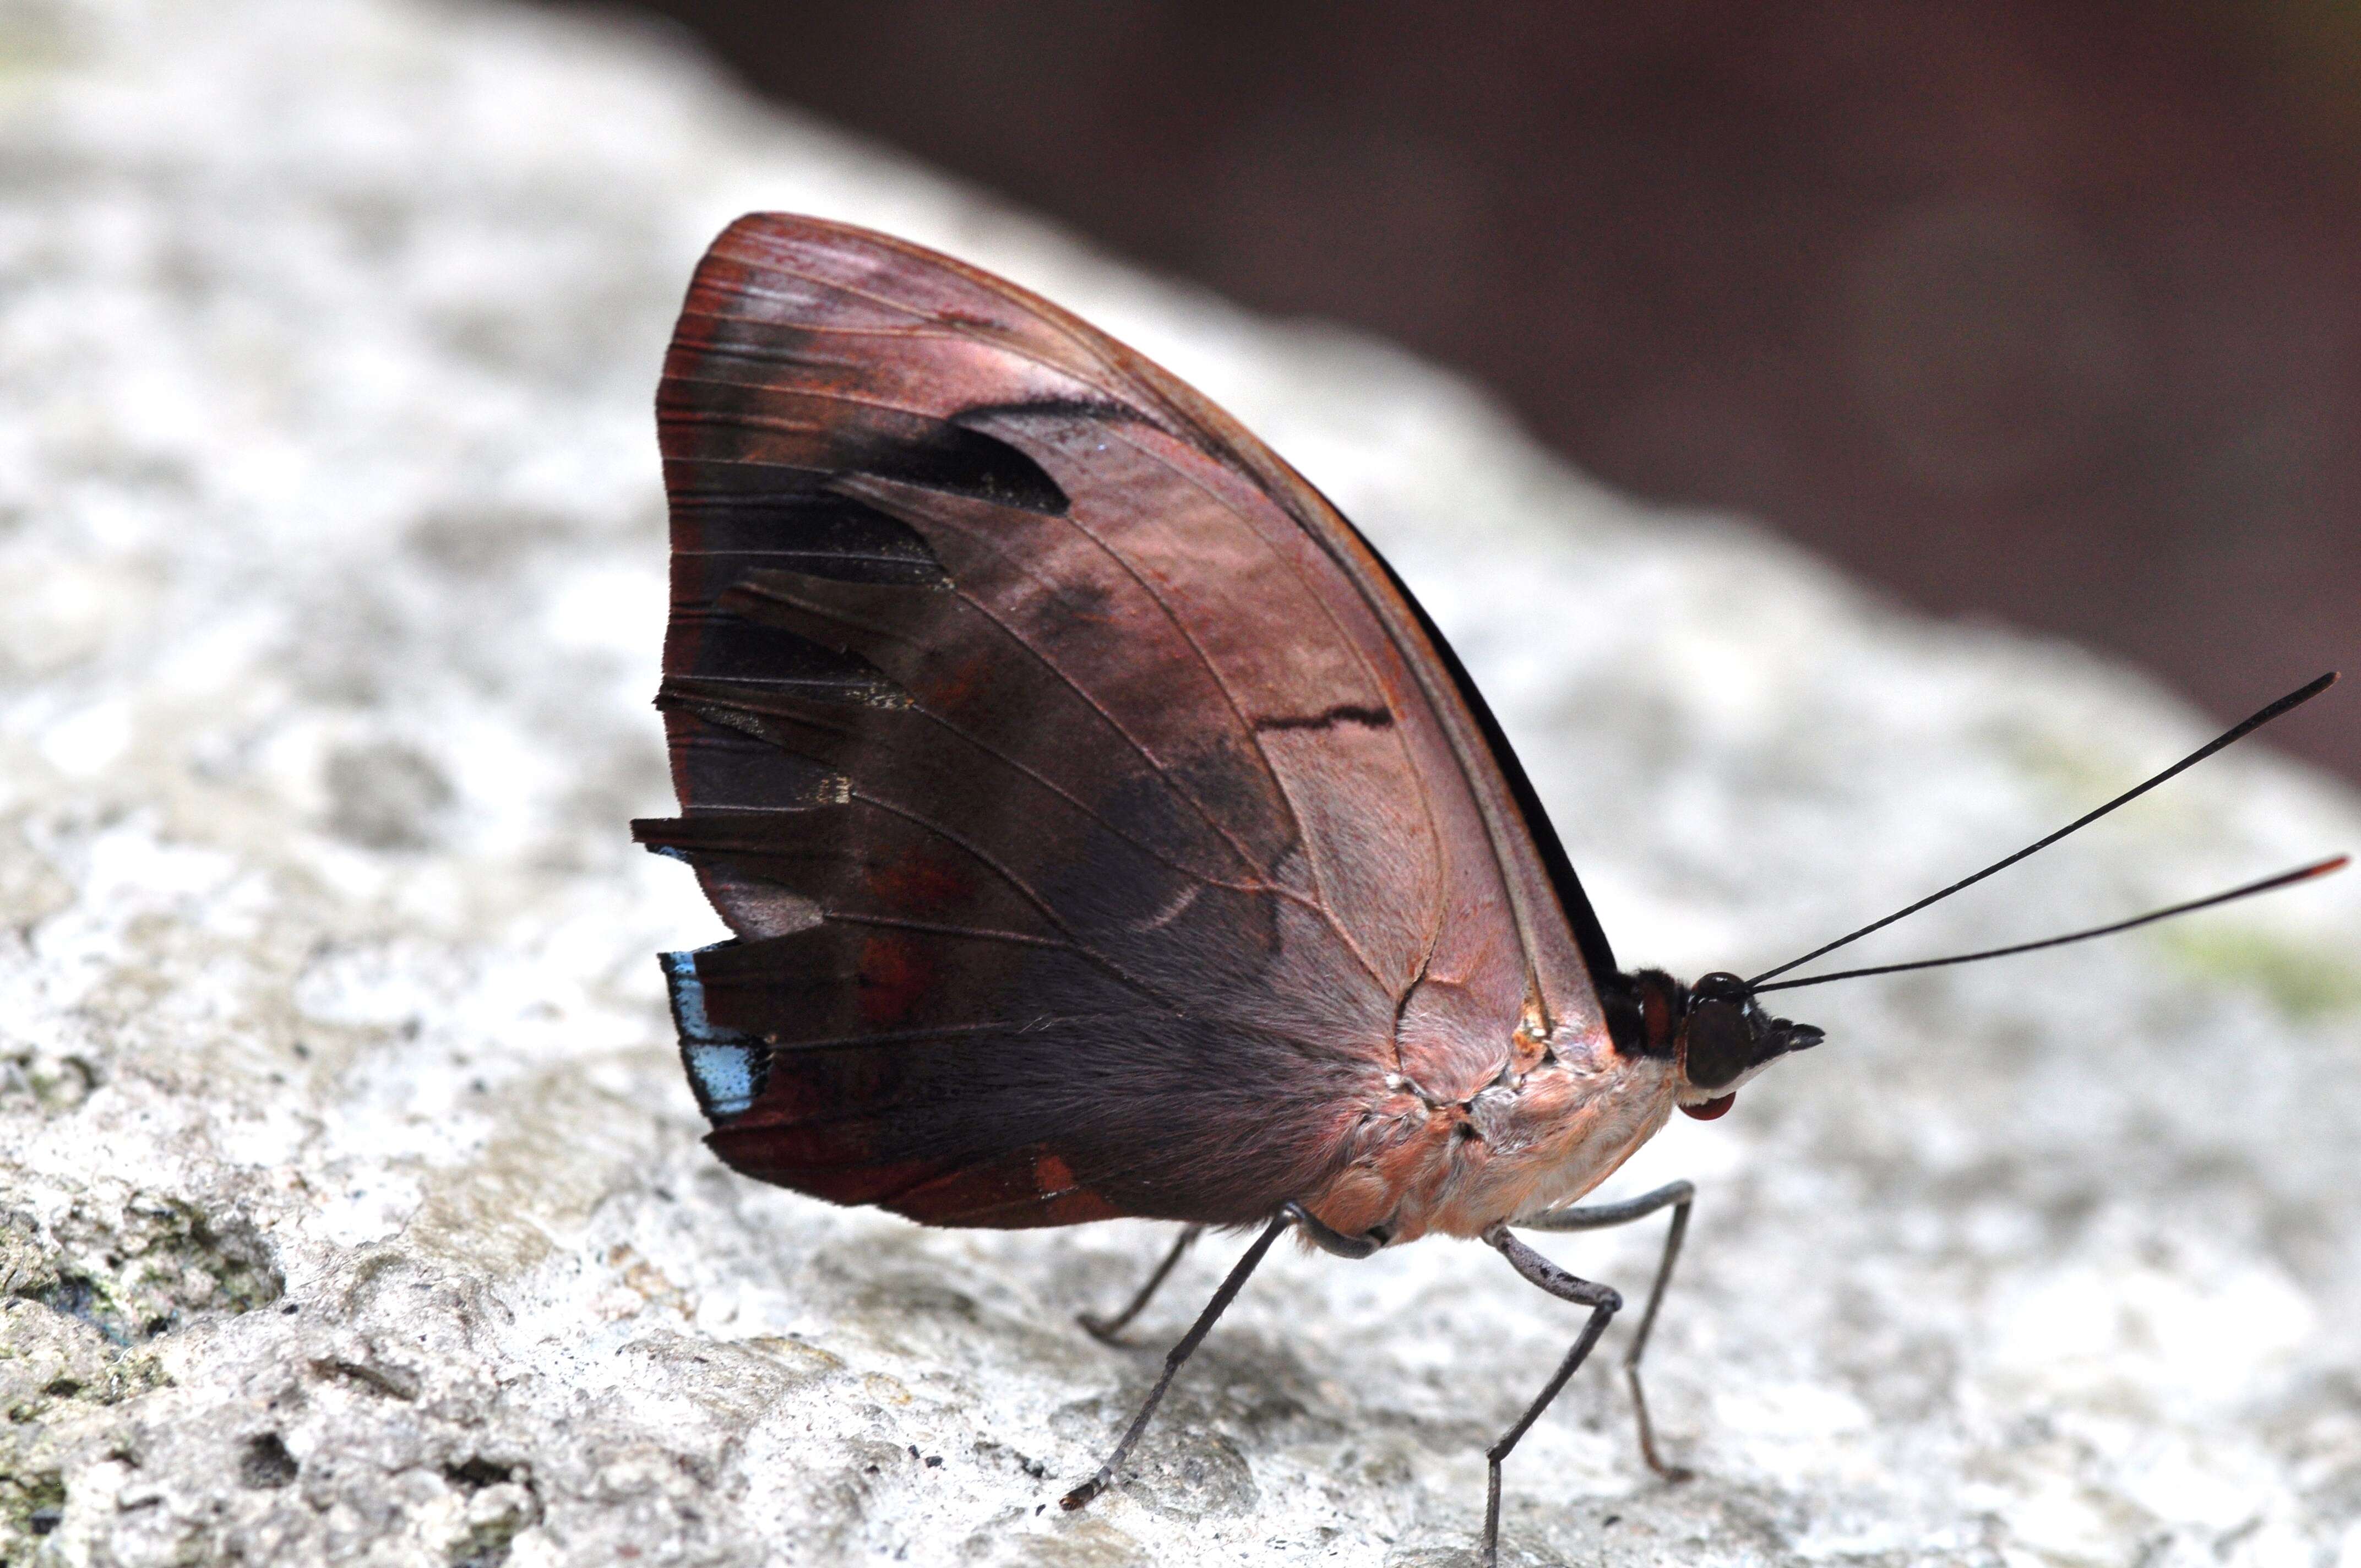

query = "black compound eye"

[
  {"left": 1690, "top": 971, "right": 1750, "bottom": 1006},
  {"left": 1682, "top": 1000, "right": 1753, "bottom": 1091}
]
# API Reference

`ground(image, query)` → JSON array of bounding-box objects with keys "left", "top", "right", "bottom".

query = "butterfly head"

[{"left": 1609, "top": 968, "right": 1824, "bottom": 1120}]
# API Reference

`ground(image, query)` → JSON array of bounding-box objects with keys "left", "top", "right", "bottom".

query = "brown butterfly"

[{"left": 634, "top": 214, "right": 2341, "bottom": 1564}]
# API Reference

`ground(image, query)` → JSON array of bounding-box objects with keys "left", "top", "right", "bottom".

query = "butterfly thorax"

[
  {"left": 1302, "top": 966, "right": 1824, "bottom": 1243},
  {"left": 1303, "top": 1020, "right": 1679, "bottom": 1243}
]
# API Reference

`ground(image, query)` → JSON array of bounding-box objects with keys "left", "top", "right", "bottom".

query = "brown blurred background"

[{"left": 550, "top": 0, "right": 2360, "bottom": 780}]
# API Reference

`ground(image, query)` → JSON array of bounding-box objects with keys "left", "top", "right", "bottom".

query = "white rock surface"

[{"left": 3, "top": 2, "right": 2358, "bottom": 1564}]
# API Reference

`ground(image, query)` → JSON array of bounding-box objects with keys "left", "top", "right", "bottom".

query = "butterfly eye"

[{"left": 1681, "top": 999, "right": 1753, "bottom": 1091}]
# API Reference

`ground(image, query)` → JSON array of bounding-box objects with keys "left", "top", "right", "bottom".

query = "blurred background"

[{"left": 542, "top": 0, "right": 2360, "bottom": 781}]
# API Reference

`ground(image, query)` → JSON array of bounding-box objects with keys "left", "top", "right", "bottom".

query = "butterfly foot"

[
  {"left": 1059, "top": 1476, "right": 1107, "bottom": 1511},
  {"left": 1075, "top": 1311, "right": 1131, "bottom": 1347}
]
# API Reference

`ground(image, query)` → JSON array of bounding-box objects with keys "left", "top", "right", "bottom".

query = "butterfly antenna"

[
  {"left": 1747, "top": 671, "right": 2338, "bottom": 989},
  {"left": 1749, "top": 856, "right": 2345, "bottom": 994}
]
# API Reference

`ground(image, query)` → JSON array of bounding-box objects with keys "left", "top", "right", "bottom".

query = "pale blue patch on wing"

[{"left": 662, "top": 947, "right": 768, "bottom": 1122}]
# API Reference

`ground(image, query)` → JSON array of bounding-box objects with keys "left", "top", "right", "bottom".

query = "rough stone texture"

[{"left": 2, "top": 2, "right": 2357, "bottom": 1565}]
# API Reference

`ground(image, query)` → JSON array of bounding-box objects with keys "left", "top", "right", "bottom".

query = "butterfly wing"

[{"left": 637, "top": 215, "right": 1615, "bottom": 1229}]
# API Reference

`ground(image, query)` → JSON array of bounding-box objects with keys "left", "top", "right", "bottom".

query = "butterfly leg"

[
  {"left": 1078, "top": 1224, "right": 1205, "bottom": 1344},
  {"left": 1477, "top": 1226, "right": 1623, "bottom": 1568},
  {"left": 1060, "top": 1212, "right": 1292, "bottom": 1512},
  {"left": 1517, "top": 1179, "right": 1696, "bottom": 1480}
]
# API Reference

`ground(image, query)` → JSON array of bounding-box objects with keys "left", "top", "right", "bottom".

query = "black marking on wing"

[
  {"left": 1254, "top": 704, "right": 1394, "bottom": 733},
  {"left": 670, "top": 611, "right": 910, "bottom": 709},
  {"left": 864, "top": 417, "right": 1069, "bottom": 515},
  {"left": 670, "top": 486, "right": 947, "bottom": 588},
  {"left": 662, "top": 712, "right": 846, "bottom": 809}
]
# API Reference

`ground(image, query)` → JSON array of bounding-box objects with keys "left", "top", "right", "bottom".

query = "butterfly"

[{"left": 632, "top": 214, "right": 2341, "bottom": 1564}]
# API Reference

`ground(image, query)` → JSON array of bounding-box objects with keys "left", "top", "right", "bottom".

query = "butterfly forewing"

[{"left": 639, "top": 215, "right": 1603, "bottom": 1228}]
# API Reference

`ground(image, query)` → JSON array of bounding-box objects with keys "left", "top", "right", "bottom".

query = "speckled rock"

[{"left": 2, "top": 1, "right": 2358, "bottom": 1565}]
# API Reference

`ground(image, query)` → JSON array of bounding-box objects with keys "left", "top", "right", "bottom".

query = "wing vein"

[
  {"left": 1097, "top": 417, "right": 1456, "bottom": 994},
  {"left": 819, "top": 911, "right": 1079, "bottom": 950},
  {"left": 682, "top": 438, "right": 1412, "bottom": 990},
  {"left": 761, "top": 1014, "right": 1133, "bottom": 1054},
  {"left": 844, "top": 788, "right": 1187, "bottom": 1014},
  {"left": 909, "top": 508, "right": 1282, "bottom": 880},
  {"left": 712, "top": 590, "right": 1368, "bottom": 943},
  {"left": 665, "top": 348, "right": 1455, "bottom": 992}
]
